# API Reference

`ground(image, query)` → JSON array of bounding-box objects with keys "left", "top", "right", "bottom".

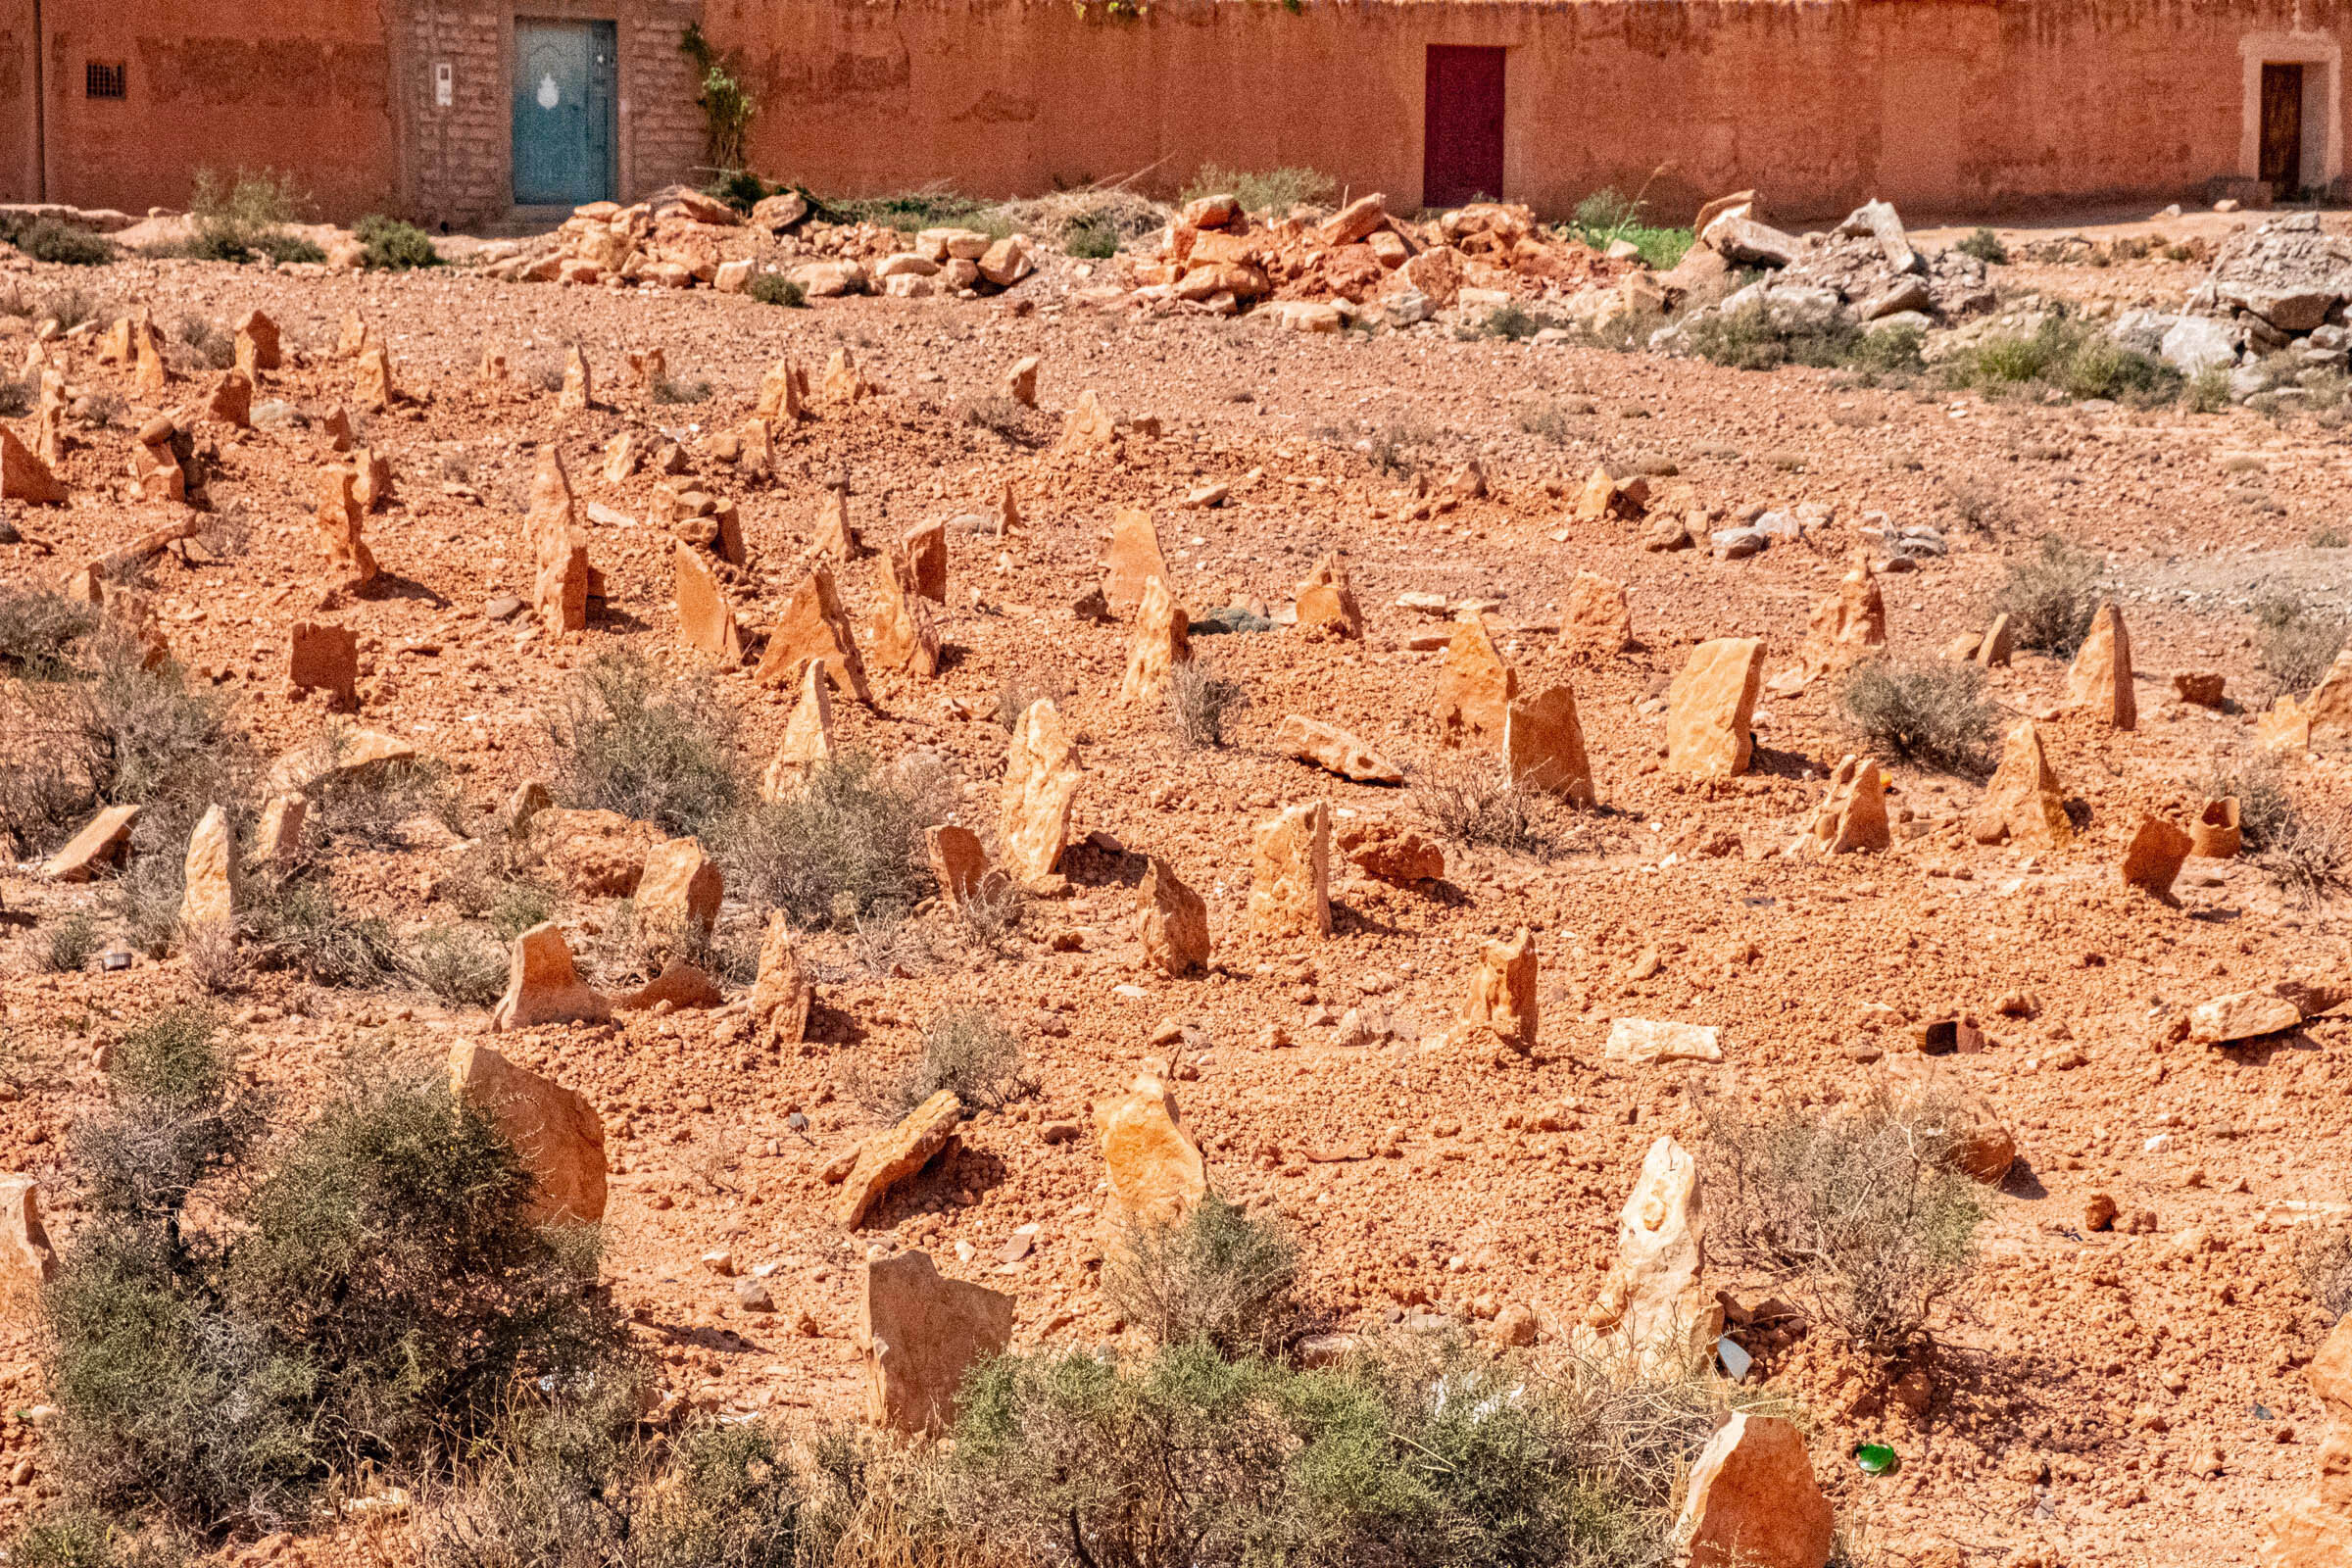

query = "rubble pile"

[
  {"left": 1130, "top": 192, "right": 1627, "bottom": 321},
  {"left": 1652, "top": 195, "right": 1995, "bottom": 353},
  {"left": 2091, "top": 214, "right": 2352, "bottom": 387},
  {"left": 486, "top": 183, "right": 1038, "bottom": 302}
]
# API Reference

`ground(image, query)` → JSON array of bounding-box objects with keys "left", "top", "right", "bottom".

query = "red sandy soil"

[{"left": 0, "top": 232, "right": 2345, "bottom": 1568}]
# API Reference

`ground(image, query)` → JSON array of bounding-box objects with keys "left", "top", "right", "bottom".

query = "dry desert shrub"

[
  {"left": 2297, "top": 1223, "right": 2352, "bottom": 1322},
  {"left": 550, "top": 649, "right": 743, "bottom": 840},
  {"left": 1700, "top": 1089, "right": 1984, "bottom": 1357},
  {"left": 1167, "top": 662, "right": 1248, "bottom": 750},
  {"left": 725, "top": 752, "right": 952, "bottom": 930},
  {"left": 856, "top": 1007, "right": 1031, "bottom": 1118},
  {"left": 2253, "top": 591, "right": 2348, "bottom": 698},
  {"left": 1838, "top": 659, "right": 1997, "bottom": 774},
  {"left": 1101, "top": 1195, "right": 1300, "bottom": 1359},
  {"left": 1990, "top": 533, "right": 2102, "bottom": 654},
  {"left": 42, "top": 914, "right": 99, "bottom": 975},
  {"left": 1414, "top": 756, "right": 1552, "bottom": 856}
]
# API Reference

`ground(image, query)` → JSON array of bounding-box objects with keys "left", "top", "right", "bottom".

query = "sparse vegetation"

[
  {"left": 0, "top": 588, "right": 98, "bottom": 681},
  {"left": 406, "top": 923, "right": 511, "bottom": 1009},
  {"left": 1838, "top": 660, "right": 1998, "bottom": 773},
  {"left": 1168, "top": 662, "right": 1249, "bottom": 749},
  {"left": 1991, "top": 534, "right": 2103, "bottom": 654},
  {"left": 1064, "top": 215, "right": 1121, "bottom": 259},
  {"left": 2297, "top": 1221, "right": 2352, "bottom": 1321},
  {"left": 1955, "top": 227, "right": 2008, "bottom": 265},
  {"left": 681, "top": 24, "right": 759, "bottom": 174},
  {"left": 746, "top": 272, "right": 806, "bottom": 308},
  {"left": 352, "top": 214, "right": 440, "bottom": 270},
  {"left": 1941, "top": 311, "right": 2180, "bottom": 404},
  {"left": 885, "top": 1008, "right": 1032, "bottom": 1114},
  {"left": 651, "top": 374, "right": 714, "bottom": 405},
  {"left": 1415, "top": 757, "right": 1551, "bottom": 856},
  {"left": 2184, "top": 364, "right": 2234, "bottom": 414},
  {"left": 824, "top": 189, "right": 1008, "bottom": 237},
  {"left": 44, "top": 914, "right": 100, "bottom": 974},
  {"left": 170, "top": 168, "right": 322, "bottom": 265},
  {"left": 240, "top": 869, "right": 398, "bottom": 989},
  {"left": 724, "top": 752, "right": 951, "bottom": 928},
  {"left": 1178, "top": 165, "right": 1336, "bottom": 216},
  {"left": 2253, "top": 592, "right": 2347, "bottom": 696},
  {"left": 1102, "top": 1196, "right": 1299, "bottom": 1357},
  {"left": 170, "top": 315, "right": 234, "bottom": 369},
  {"left": 305, "top": 747, "right": 464, "bottom": 851},
  {"left": 2312, "top": 524, "right": 2350, "bottom": 550},
  {"left": 1702, "top": 1089, "right": 1984, "bottom": 1356},
  {"left": 1683, "top": 301, "right": 1862, "bottom": 371},
  {"left": 1565, "top": 186, "right": 1694, "bottom": 271},
  {"left": 963, "top": 395, "right": 1035, "bottom": 442},
  {"left": 0, "top": 217, "right": 115, "bottom": 267},
  {"left": 550, "top": 650, "right": 743, "bottom": 840}
]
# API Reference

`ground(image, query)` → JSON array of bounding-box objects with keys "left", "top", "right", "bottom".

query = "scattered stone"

[
  {"left": 39, "top": 804, "right": 138, "bottom": 881},
  {"left": 755, "top": 359, "right": 808, "bottom": 419},
  {"left": 1436, "top": 617, "right": 1516, "bottom": 750},
  {"left": 2172, "top": 670, "right": 2229, "bottom": 708},
  {"left": 1785, "top": 754, "right": 1889, "bottom": 858},
  {"left": 1000, "top": 698, "right": 1080, "bottom": 885},
  {"left": 2259, "top": 1310, "right": 2352, "bottom": 1567},
  {"left": 2066, "top": 602, "right": 2136, "bottom": 730},
  {"left": 287, "top": 619, "right": 360, "bottom": 710},
  {"left": 869, "top": 552, "right": 943, "bottom": 676},
  {"left": 835, "top": 1089, "right": 961, "bottom": 1228},
  {"left": 1577, "top": 1136, "right": 1721, "bottom": 1372},
  {"left": 1118, "top": 576, "right": 1192, "bottom": 704},
  {"left": 821, "top": 347, "right": 871, "bottom": 405},
  {"left": 448, "top": 1042, "right": 607, "bottom": 1223},
  {"left": 637, "top": 838, "right": 723, "bottom": 949},
  {"left": 526, "top": 447, "right": 592, "bottom": 635},
  {"left": 1249, "top": 801, "right": 1331, "bottom": 938},
  {"left": 1975, "top": 612, "right": 2015, "bottom": 667},
  {"left": 1097, "top": 1074, "right": 1207, "bottom": 1231},
  {"left": 491, "top": 922, "right": 613, "bottom": 1031},
  {"left": 1665, "top": 638, "right": 1764, "bottom": 778},
  {"left": 1774, "top": 552, "right": 1885, "bottom": 691},
  {"left": 2189, "top": 987, "right": 2307, "bottom": 1046},
  {"left": 2120, "top": 814, "right": 2194, "bottom": 899},
  {"left": 1572, "top": 465, "right": 1648, "bottom": 521},
  {"left": 2260, "top": 694, "right": 2312, "bottom": 755},
  {"left": 1969, "top": 717, "right": 2072, "bottom": 847},
  {"left": 673, "top": 540, "right": 747, "bottom": 662},
  {"left": 0, "top": 1176, "right": 55, "bottom": 1290},
  {"left": 1004, "top": 356, "right": 1041, "bottom": 407},
  {"left": 2310, "top": 647, "right": 2352, "bottom": 742},
  {"left": 1605, "top": 1018, "right": 1722, "bottom": 1063},
  {"left": 926, "top": 825, "right": 1009, "bottom": 913},
  {"left": 900, "top": 518, "right": 948, "bottom": 603},
  {"left": 1458, "top": 926, "right": 1538, "bottom": 1052},
  {"left": 1880, "top": 1054, "right": 2015, "bottom": 1182},
  {"left": 204, "top": 369, "right": 253, "bottom": 429},
  {"left": 1337, "top": 819, "right": 1446, "bottom": 884},
  {"left": 314, "top": 467, "right": 378, "bottom": 585},
  {"left": 354, "top": 344, "right": 397, "bottom": 411},
  {"left": 233, "top": 309, "right": 280, "bottom": 376},
  {"left": 1676, "top": 1412, "right": 1836, "bottom": 1568},
  {"left": 1504, "top": 684, "right": 1595, "bottom": 803},
  {"left": 1558, "top": 570, "right": 1633, "bottom": 660},
  {"left": 527, "top": 808, "right": 659, "bottom": 899},
  {"left": 859, "top": 1249, "right": 1015, "bottom": 1436},
  {"left": 1136, "top": 856, "right": 1211, "bottom": 976},
  {"left": 754, "top": 567, "right": 871, "bottom": 703},
  {"left": 1276, "top": 714, "right": 1402, "bottom": 784},
  {"left": 752, "top": 912, "right": 813, "bottom": 1047},
  {"left": 2191, "top": 797, "right": 2242, "bottom": 859},
  {"left": 1293, "top": 552, "right": 1364, "bottom": 640},
  {"left": 616, "top": 960, "right": 725, "bottom": 1012},
  {"left": 178, "top": 803, "right": 238, "bottom": 936},
  {"left": 763, "top": 658, "right": 839, "bottom": 796},
  {"left": 1056, "top": 387, "right": 1119, "bottom": 455},
  {"left": 1102, "top": 508, "right": 1168, "bottom": 613},
  {"left": 813, "top": 482, "right": 866, "bottom": 562}
]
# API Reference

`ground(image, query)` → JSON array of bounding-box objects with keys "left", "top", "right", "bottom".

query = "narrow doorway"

[
  {"left": 1424, "top": 45, "right": 1505, "bottom": 210},
  {"left": 2261, "top": 62, "right": 2305, "bottom": 198},
  {"left": 514, "top": 19, "right": 617, "bottom": 207}
]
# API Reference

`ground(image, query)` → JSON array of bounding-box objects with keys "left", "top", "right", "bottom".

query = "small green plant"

[
  {"left": 406, "top": 923, "right": 510, "bottom": 1009},
  {"left": 1102, "top": 1195, "right": 1299, "bottom": 1357},
  {"left": 175, "top": 168, "right": 314, "bottom": 266},
  {"left": 1168, "top": 662, "right": 1249, "bottom": 749},
  {"left": 1683, "top": 301, "right": 1861, "bottom": 371},
  {"left": 2253, "top": 592, "right": 2348, "bottom": 696},
  {"left": 1565, "top": 186, "right": 1694, "bottom": 270},
  {"left": 1955, "top": 227, "right": 2008, "bottom": 265},
  {"left": 823, "top": 189, "right": 1005, "bottom": 235},
  {"left": 1991, "top": 534, "right": 2103, "bottom": 654},
  {"left": 2181, "top": 364, "right": 2234, "bottom": 414},
  {"left": 1942, "top": 312, "right": 2180, "bottom": 404},
  {"left": 1178, "top": 165, "right": 1336, "bottom": 215},
  {"left": 1702, "top": 1089, "right": 1984, "bottom": 1356},
  {"left": 550, "top": 649, "right": 743, "bottom": 840},
  {"left": 724, "top": 752, "right": 950, "bottom": 928},
  {"left": 701, "top": 168, "right": 771, "bottom": 214},
  {"left": 352, "top": 214, "right": 441, "bottom": 270},
  {"left": 1838, "top": 660, "right": 1998, "bottom": 774},
  {"left": 745, "top": 271, "right": 806, "bottom": 308},
  {"left": 894, "top": 1008, "right": 1031, "bottom": 1114},
  {"left": 1064, "top": 215, "right": 1120, "bottom": 259},
  {"left": 1847, "top": 322, "right": 1928, "bottom": 375},
  {"left": 2, "top": 218, "right": 114, "bottom": 267},
  {"left": 44, "top": 914, "right": 100, "bottom": 973},
  {"left": 681, "top": 24, "right": 759, "bottom": 173},
  {"left": 1476, "top": 301, "right": 1556, "bottom": 341}
]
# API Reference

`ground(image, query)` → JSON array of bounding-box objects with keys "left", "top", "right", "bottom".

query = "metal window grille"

[{"left": 86, "top": 61, "right": 126, "bottom": 99}]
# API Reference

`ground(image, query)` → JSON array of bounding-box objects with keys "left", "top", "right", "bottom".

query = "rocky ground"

[{"left": 0, "top": 208, "right": 2347, "bottom": 1568}]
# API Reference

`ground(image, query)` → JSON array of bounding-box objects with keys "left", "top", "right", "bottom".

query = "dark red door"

[
  {"left": 2261, "top": 63, "right": 2305, "bottom": 197},
  {"left": 1424, "top": 45, "right": 1505, "bottom": 210}
]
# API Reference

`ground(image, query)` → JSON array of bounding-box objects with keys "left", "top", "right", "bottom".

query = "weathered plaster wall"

[{"left": 710, "top": 0, "right": 2352, "bottom": 221}]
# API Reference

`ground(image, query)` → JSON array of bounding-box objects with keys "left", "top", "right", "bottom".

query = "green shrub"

[
  {"left": 1955, "top": 227, "right": 2008, "bottom": 265},
  {"left": 1179, "top": 165, "right": 1336, "bottom": 215},
  {"left": 1846, "top": 322, "right": 1927, "bottom": 375},
  {"left": 1064, "top": 215, "right": 1120, "bottom": 259},
  {"left": 1991, "top": 534, "right": 2103, "bottom": 654},
  {"left": 2254, "top": 592, "right": 2348, "bottom": 695},
  {"left": 1683, "top": 301, "right": 1861, "bottom": 371},
  {"left": 1476, "top": 302, "right": 1557, "bottom": 341},
  {"left": 891, "top": 1008, "right": 1030, "bottom": 1115},
  {"left": 241, "top": 871, "right": 398, "bottom": 989},
  {"left": 353, "top": 214, "right": 441, "bottom": 270},
  {"left": 745, "top": 271, "right": 805, "bottom": 308},
  {"left": 724, "top": 751, "right": 949, "bottom": 928},
  {"left": 4, "top": 219, "right": 114, "bottom": 267},
  {"left": 305, "top": 746, "right": 464, "bottom": 850},
  {"left": 953, "top": 1336, "right": 1715, "bottom": 1568},
  {"left": 406, "top": 923, "right": 510, "bottom": 1009},
  {"left": 1942, "top": 312, "right": 2180, "bottom": 404},
  {"left": 1564, "top": 187, "right": 1694, "bottom": 270},
  {"left": 1838, "top": 660, "right": 1997, "bottom": 774},
  {"left": 1102, "top": 1195, "right": 1299, "bottom": 1358},
  {"left": 702, "top": 168, "right": 771, "bottom": 214},
  {"left": 2184, "top": 364, "right": 2235, "bottom": 414},
  {"left": 551, "top": 650, "right": 743, "bottom": 839},
  {"left": 44, "top": 914, "right": 100, "bottom": 974},
  {"left": 0, "top": 588, "right": 98, "bottom": 680},
  {"left": 163, "top": 168, "right": 320, "bottom": 265},
  {"left": 1701, "top": 1090, "right": 1984, "bottom": 1355},
  {"left": 825, "top": 189, "right": 1006, "bottom": 235}
]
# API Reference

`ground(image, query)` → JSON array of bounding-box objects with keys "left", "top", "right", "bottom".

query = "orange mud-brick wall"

[{"left": 0, "top": 0, "right": 2341, "bottom": 224}]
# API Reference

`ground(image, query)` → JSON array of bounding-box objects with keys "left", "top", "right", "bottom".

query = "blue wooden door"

[{"left": 514, "top": 21, "right": 615, "bottom": 206}]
